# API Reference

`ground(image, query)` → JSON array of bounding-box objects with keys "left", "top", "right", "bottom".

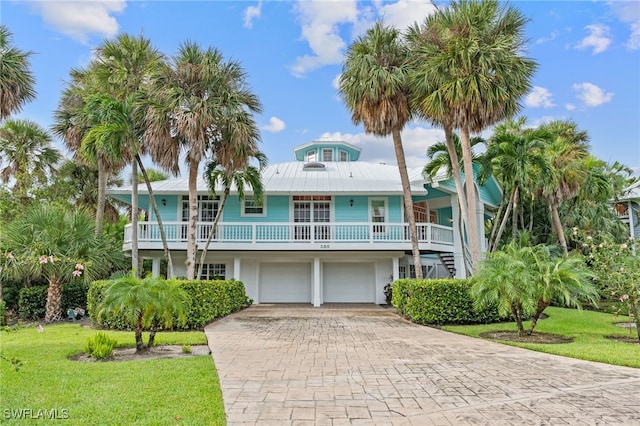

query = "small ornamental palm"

[{"left": 99, "top": 274, "right": 187, "bottom": 352}]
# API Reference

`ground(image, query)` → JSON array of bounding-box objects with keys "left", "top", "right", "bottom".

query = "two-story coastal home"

[
  {"left": 109, "top": 140, "right": 502, "bottom": 306},
  {"left": 615, "top": 181, "right": 640, "bottom": 243}
]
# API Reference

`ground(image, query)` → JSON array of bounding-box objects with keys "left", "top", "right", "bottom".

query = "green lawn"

[
  {"left": 0, "top": 323, "right": 226, "bottom": 425},
  {"left": 442, "top": 306, "right": 640, "bottom": 368}
]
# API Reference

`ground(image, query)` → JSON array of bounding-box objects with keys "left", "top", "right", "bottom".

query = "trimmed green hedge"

[
  {"left": 87, "top": 279, "right": 250, "bottom": 330},
  {"left": 18, "top": 282, "right": 90, "bottom": 321},
  {"left": 392, "top": 278, "right": 503, "bottom": 325}
]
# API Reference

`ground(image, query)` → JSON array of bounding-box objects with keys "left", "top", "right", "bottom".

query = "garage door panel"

[
  {"left": 260, "top": 263, "right": 311, "bottom": 303},
  {"left": 323, "top": 263, "right": 375, "bottom": 303}
]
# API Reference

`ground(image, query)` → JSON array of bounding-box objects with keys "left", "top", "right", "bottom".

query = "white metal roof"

[{"left": 109, "top": 161, "right": 429, "bottom": 195}]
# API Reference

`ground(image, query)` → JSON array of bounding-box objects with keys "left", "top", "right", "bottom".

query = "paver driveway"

[{"left": 204, "top": 304, "right": 640, "bottom": 425}]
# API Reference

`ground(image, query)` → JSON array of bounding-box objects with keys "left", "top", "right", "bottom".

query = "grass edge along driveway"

[
  {"left": 0, "top": 323, "right": 226, "bottom": 425},
  {"left": 443, "top": 306, "right": 640, "bottom": 368}
]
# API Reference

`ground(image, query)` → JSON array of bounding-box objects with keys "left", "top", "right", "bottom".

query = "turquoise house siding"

[
  {"left": 334, "top": 196, "right": 368, "bottom": 222},
  {"left": 437, "top": 207, "right": 453, "bottom": 226}
]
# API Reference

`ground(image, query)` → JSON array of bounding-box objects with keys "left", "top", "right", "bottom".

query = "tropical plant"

[
  {"left": 0, "top": 25, "right": 36, "bottom": 119},
  {"left": 1, "top": 204, "right": 124, "bottom": 322},
  {"left": 535, "top": 120, "right": 590, "bottom": 254},
  {"left": 472, "top": 235, "right": 596, "bottom": 336},
  {"left": 339, "top": 21, "right": 423, "bottom": 277},
  {"left": 409, "top": 0, "right": 537, "bottom": 268},
  {"left": 98, "top": 274, "right": 187, "bottom": 352},
  {"left": 196, "top": 150, "right": 266, "bottom": 278},
  {"left": 145, "top": 41, "right": 263, "bottom": 279},
  {"left": 0, "top": 119, "right": 61, "bottom": 199}
]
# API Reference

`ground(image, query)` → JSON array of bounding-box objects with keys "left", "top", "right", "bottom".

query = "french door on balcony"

[
  {"left": 293, "top": 195, "right": 331, "bottom": 241},
  {"left": 181, "top": 195, "right": 219, "bottom": 240}
]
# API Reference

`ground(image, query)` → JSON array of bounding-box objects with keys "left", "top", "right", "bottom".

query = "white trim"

[
  {"left": 369, "top": 197, "right": 388, "bottom": 234},
  {"left": 322, "top": 148, "right": 333, "bottom": 162},
  {"left": 241, "top": 195, "right": 267, "bottom": 217},
  {"left": 339, "top": 149, "right": 349, "bottom": 162}
]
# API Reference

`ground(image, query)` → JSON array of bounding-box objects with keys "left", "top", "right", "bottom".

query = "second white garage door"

[
  {"left": 259, "top": 263, "right": 312, "bottom": 303},
  {"left": 323, "top": 262, "right": 375, "bottom": 303}
]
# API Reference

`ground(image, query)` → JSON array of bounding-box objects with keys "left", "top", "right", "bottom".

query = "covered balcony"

[{"left": 123, "top": 221, "right": 455, "bottom": 252}]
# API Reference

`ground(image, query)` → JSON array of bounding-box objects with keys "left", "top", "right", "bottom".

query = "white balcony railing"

[{"left": 124, "top": 221, "right": 454, "bottom": 247}]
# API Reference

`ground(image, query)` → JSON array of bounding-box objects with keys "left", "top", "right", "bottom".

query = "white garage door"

[
  {"left": 259, "top": 263, "right": 312, "bottom": 303},
  {"left": 323, "top": 263, "right": 375, "bottom": 303}
]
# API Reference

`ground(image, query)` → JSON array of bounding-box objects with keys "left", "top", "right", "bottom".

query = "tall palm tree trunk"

[
  {"left": 95, "top": 159, "right": 108, "bottom": 236},
  {"left": 491, "top": 188, "right": 515, "bottom": 252},
  {"left": 186, "top": 160, "right": 199, "bottom": 280},
  {"left": 131, "top": 160, "right": 139, "bottom": 277},
  {"left": 443, "top": 125, "right": 470, "bottom": 273},
  {"left": 197, "top": 188, "right": 229, "bottom": 279},
  {"left": 44, "top": 277, "right": 63, "bottom": 323},
  {"left": 392, "top": 129, "right": 422, "bottom": 278},
  {"left": 487, "top": 194, "right": 507, "bottom": 252},
  {"left": 460, "top": 127, "right": 481, "bottom": 268},
  {"left": 136, "top": 154, "right": 174, "bottom": 278},
  {"left": 511, "top": 185, "right": 519, "bottom": 238},
  {"left": 550, "top": 203, "right": 568, "bottom": 254}
]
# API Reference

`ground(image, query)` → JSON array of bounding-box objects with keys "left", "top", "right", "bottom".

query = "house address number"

[{"left": 320, "top": 244, "right": 330, "bottom": 249}]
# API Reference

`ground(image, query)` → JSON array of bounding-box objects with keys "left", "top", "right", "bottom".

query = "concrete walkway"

[{"left": 204, "top": 304, "right": 640, "bottom": 425}]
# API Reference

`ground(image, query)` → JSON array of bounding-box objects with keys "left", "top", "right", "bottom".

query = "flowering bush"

[{"left": 574, "top": 227, "right": 640, "bottom": 342}]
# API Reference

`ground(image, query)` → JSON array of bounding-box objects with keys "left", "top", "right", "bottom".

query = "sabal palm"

[
  {"left": 409, "top": 0, "right": 537, "bottom": 268},
  {"left": 0, "top": 119, "right": 61, "bottom": 197},
  {"left": 486, "top": 118, "right": 550, "bottom": 248},
  {"left": 536, "top": 120, "right": 589, "bottom": 254},
  {"left": 339, "top": 21, "right": 423, "bottom": 278},
  {"left": 197, "top": 150, "right": 266, "bottom": 278},
  {"left": 146, "top": 41, "right": 263, "bottom": 279},
  {"left": 92, "top": 34, "right": 172, "bottom": 276},
  {"left": 99, "top": 274, "right": 187, "bottom": 352},
  {"left": 1, "top": 204, "right": 123, "bottom": 322},
  {"left": 424, "top": 133, "right": 486, "bottom": 179},
  {"left": 0, "top": 25, "right": 36, "bottom": 119}
]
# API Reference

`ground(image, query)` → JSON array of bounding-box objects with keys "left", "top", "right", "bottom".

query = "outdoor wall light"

[
  {"left": 162, "top": 198, "right": 167, "bottom": 207},
  {"left": 349, "top": 199, "right": 354, "bottom": 207}
]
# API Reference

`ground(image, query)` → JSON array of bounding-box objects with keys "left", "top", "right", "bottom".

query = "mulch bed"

[
  {"left": 69, "top": 345, "right": 211, "bottom": 362},
  {"left": 480, "top": 331, "right": 573, "bottom": 344}
]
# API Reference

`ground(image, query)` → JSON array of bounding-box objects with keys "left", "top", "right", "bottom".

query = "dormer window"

[
  {"left": 340, "top": 150, "right": 348, "bottom": 161},
  {"left": 322, "top": 148, "right": 333, "bottom": 162},
  {"left": 307, "top": 151, "right": 316, "bottom": 162}
]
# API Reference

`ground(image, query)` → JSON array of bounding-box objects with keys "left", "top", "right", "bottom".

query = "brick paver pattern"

[{"left": 204, "top": 305, "right": 640, "bottom": 425}]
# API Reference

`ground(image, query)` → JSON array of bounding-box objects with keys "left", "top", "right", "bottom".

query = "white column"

[
  {"left": 233, "top": 257, "right": 241, "bottom": 280},
  {"left": 392, "top": 257, "right": 399, "bottom": 282},
  {"left": 629, "top": 201, "right": 636, "bottom": 254},
  {"left": 450, "top": 194, "right": 465, "bottom": 278},
  {"left": 151, "top": 258, "right": 161, "bottom": 278},
  {"left": 313, "top": 257, "right": 321, "bottom": 307}
]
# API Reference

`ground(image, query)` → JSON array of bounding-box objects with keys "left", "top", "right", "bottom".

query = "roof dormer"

[{"left": 293, "top": 140, "right": 361, "bottom": 162}]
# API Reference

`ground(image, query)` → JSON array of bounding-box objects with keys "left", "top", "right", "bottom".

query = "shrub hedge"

[
  {"left": 17, "top": 282, "right": 90, "bottom": 321},
  {"left": 392, "top": 278, "right": 503, "bottom": 325},
  {"left": 88, "top": 278, "right": 250, "bottom": 330}
]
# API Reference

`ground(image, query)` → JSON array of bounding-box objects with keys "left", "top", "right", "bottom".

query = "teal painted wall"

[
  {"left": 438, "top": 207, "right": 453, "bottom": 226},
  {"left": 334, "top": 196, "right": 368, "bottom": 221}
]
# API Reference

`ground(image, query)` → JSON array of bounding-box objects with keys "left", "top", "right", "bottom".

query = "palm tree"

[
  {"left": 91, "top": 34, "right": 171, "bottom": 277},
  {"left": 339, "top": 21, "right": 423, "bottom": 278},
  {"left": 0, "top": 25, "right": 36, "bottom": 119},
  {"left": 1, "top": 204, "right": 124, "bottom": 322},
  {"left": 485, "top": 118, "right": 550, "bottom": 250},
  {"left": 98, "top": 274, "right": 186, "bottom": 352},
  {"left": 196, "top": 150, "right": 266, "bottom": 278},
  {"left": 409, "top": 0, "right": 537, "bottom": 268},
  {"left": 145, "top": 42, "right": 263, "bottom": 279},
  {"left": 0, "top": 119, "right": 61, "bottom": 199},
  {"left": 536, "top": 120, "right": 590, "bottom": 254}
]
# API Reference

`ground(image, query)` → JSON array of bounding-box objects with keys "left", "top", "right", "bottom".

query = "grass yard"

[
  {"left": 443, "top": 306, "right": 640, "bottom": 368},
  {"left": 0, "top": 323, "right": 226, "bottom": 425}
]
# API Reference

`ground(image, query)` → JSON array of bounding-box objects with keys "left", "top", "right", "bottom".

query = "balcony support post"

[{"left": 313, "top": 257, "right": 321, "bottom": 307}]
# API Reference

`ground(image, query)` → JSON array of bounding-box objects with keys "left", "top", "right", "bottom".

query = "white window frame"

[
  {"left": 241, "top": 195, "right": 266, "bottom": 217},
  {"left": 322, "top": 148, "right": 333, "bottom": 162},
  {"left": 307, "top": 150, "right": 316, "bottom": 162},
  {"left": 369, "top": 198, "right": 388, "bottom": 234},
  {"left": 199, "top": 263, "right": 226, "bottom": 280},
  {"left": 339, "top": 150, "right": 348, "bottom": 162}
]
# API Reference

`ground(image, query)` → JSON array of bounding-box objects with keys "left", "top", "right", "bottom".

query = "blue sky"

[{"left": 2, "top": 0, "right": 639, "bottom": 175}]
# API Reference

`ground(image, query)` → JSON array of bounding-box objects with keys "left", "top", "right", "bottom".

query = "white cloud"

[
  {"left": 374, "top": 0, "right": 437, "bottom": 30},
  {"left": 565, "top": 104, "right": 576, "bottom": 111},
  {"left": 262, "top": 117, "right": 286, "bottom": 133},
  {"left": 319, "top": 125, "right": 444, "bottom": 168},
  {"left": 243, "top": 1, "right": 262, "bottom": 29},
  {"left": 536, "top": 30, "right": 559, "bottom": 45},
  {"left": 332, "top": 73, "right": 341, "bottom": 90},
  {"left": 525, "top": 86, "right": 555, "bottom": 108},
  {"left": 28, "top": 0, "right": 126, "bottom": 43},
  {"left": 575, "top": 24, "right": 612, "bottom": 54},
  {"left": 572, "top": 82, "right": 614, "bottom": 107},
  {"left": 608, "top": 0, "right": 640, "bottom": 50},
  {"left": 290, "top": 0, "right": 359, "bottom": 77}
]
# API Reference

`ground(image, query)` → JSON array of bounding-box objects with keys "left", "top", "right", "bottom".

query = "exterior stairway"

[{"left": 437, "top": 252, "right": 456, "bottom": 278}]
